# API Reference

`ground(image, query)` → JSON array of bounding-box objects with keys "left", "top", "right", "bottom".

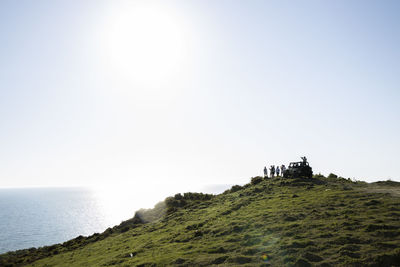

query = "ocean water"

[
  {"left": 0, "top": 184, "right": 231, "bottom": 254},
  {"left": 0, "top": 187, "right": 125, "bottom": 254}
]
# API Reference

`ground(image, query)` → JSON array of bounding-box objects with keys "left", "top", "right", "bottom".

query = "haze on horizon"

[{"left": 1, "top": 0, "right": 399, "bottom": 190}]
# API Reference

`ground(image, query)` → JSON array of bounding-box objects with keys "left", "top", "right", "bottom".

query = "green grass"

[{"left": 1, "top": 176, "right": 400, "bottom": 266}]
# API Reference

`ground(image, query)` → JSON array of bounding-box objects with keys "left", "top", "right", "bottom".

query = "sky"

[{"left": 1, "top": 0, "right": 399, "bottom": 190}]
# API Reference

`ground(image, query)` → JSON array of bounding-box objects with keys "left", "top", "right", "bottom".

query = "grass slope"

[{"left": 1, "top": 176, "right": 400, "bottom": 266}]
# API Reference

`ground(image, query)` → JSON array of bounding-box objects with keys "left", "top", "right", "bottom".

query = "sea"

[{"left": 0, "top": 184, "right": 231, "bottom": 254}]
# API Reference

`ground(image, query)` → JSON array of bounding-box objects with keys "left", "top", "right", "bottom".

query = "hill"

[{"left": 1, "top": 175, "right": 400, "bottom": 266}]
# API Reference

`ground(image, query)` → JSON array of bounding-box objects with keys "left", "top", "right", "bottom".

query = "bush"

[
  {"left": 165, "top": 192, "right": 213, "bottom": 213},
  {"left": 174, "top": 193, "right": 183, "bottom": 200},
  {"left": 313, "top": 173, "right": 325, "bottom": 179},
  {"left": 327, "top": 173, "right": 338, "bottom": 179},
  {"left": 230, "top": 185, "right": 243, "bottom": 193},
  {"left": 251, "top": 176, "right": 263, "bottom": 185},
  {"left": 182, "top": 192, "right": 213, "bottom": 201},
  {"left": 135, "top": 201, "right": 167, "bottom": 223}
]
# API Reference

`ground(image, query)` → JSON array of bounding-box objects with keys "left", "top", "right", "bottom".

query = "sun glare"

[
  {"left": 104, "top": 3, "right": 187, "bottom": 91},
  {"left": 90, "top": 184, "right": 162, "bottom": 226},
  {"left": 88, "top": 181, "right": 212, "bottom": 227}
]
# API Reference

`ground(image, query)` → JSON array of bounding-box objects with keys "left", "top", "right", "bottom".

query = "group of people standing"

[{"left": 263, "top": 164, "right": 286, "bottom": 178}]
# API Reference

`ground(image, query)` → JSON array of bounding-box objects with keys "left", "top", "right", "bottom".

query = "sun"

[{"left": 104, "top": 2, "right": 187, "bottom": 91}]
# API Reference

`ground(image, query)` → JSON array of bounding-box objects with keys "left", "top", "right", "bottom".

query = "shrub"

[
  {"left": 251, "top": 176, "right": 263, "bottom": 185},
  {"left": 327, "top": 173, "right": 338, "bottom": 179},
  {"left": 182, "top": 192, "right": 213, "bottom": 201},
  {"left": 165, "top": 192, "right": 213, "bottom": 213},
  {"left": 230, "top": 185, "right": 243, "bottom": 193},
  {"left": 175, "top": 193, "right": 184, "bottom": 200},
  {"left": 313, "top": 173, "right": 325, "bottom": 179}
]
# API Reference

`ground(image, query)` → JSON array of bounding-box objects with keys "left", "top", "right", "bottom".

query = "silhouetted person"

[
  {"left": 264, "top": 166, "right": 268, "bottom": 178},
  {"left": 270, "top": 165, "right": 275, "bottom": 178},
  {"left": 281, "top": 165, "right": 286, "bottom": 177},
  {"left": 301, "top": 156, "right": 307, "bottom": 164},
  {"left": 276, "top": 166, "right": 280, "bottom": 176}
]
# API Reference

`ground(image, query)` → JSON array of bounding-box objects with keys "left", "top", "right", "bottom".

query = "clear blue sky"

[{"left": 1, "top": 0, "right": 399, "bottom": 188}]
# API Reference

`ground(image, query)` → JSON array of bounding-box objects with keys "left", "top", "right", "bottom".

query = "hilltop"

[{"left": 1, "top": 175, "right": 400, "bottom": 266}]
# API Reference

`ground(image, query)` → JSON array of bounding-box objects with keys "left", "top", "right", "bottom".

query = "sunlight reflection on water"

[{"left": 0, "top": 183, "right": 231, "bottom": 253}]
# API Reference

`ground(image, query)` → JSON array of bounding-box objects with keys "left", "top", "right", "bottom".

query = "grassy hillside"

[{"left": 1, "top": 175, "right": 400, "bottom": 266}]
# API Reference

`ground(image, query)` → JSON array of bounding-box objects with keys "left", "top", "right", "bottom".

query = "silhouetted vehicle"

[{"left": 283, "top": 157, "right": 313, "bottom": 178}]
